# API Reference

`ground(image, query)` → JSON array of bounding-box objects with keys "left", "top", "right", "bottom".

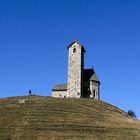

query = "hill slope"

[{"left": 0, "top": 96, "right": 140, "bottom": 140}]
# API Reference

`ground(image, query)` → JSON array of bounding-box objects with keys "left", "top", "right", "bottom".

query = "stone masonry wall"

[{"left": 67, "top": 43, "right": 84, "bottom": 98}]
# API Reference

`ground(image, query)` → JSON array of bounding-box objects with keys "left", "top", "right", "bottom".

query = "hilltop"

[{"left": 0, "top": 96, "right": 140, "bottom": 140}]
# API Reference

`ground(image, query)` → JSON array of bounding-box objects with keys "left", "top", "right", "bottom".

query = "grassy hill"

[{"left": 0, "top": 96, "right": 140, "bottom": 140}]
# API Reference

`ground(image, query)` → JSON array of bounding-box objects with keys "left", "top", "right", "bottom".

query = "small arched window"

[{"left": 73, "top": 48, "right": 76, "bottom": 53}]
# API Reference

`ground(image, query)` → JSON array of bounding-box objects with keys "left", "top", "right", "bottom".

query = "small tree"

[
  {"left": 127, "top": 109, "right": 136, "bottom": 118},
  {"left": 29, "top": 90, "right": 32, "bottom": 96}
]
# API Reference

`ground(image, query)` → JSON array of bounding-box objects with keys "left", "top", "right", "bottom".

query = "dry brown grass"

[{"left": 0, "top": 96, "right": 140, "bottom": 140}]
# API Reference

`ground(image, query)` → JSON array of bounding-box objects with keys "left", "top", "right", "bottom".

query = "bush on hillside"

[
  {"left": 127, "top": 109, "right": 136, "bottom": 118},
  {"left": 28, "top": 90, "right": 32, "bottom": 96}
]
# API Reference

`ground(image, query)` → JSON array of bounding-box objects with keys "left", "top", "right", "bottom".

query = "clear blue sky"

[{"left": 0, "top": 0, "right": 140, "bottom": 118}]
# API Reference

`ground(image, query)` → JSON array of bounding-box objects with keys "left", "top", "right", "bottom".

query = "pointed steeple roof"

[
  {"left": 89, "top": 72, "right": 100, "bottom": 83},
  {"left": 84, "top": 69, "right": 100, "bottom": 84},
  {"left": 67, "top": 40, "right": 86, "bottom": 52}
]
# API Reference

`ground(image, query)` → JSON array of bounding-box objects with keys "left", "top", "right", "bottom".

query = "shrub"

[
  {"left": 127, "top": 109, "right": 136, "bottom": 118},
  {"left": 29, "top": 90, "right": 32, "bottom": 96}
]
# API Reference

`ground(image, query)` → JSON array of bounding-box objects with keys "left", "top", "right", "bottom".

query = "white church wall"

[{"left": 52, "top": 91, "right": 67, "bottom": 98}]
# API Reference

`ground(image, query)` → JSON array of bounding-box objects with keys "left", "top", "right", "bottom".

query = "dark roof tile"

[
  {"left": 67, "top": 40, "right": 86, "bottom": 52},
  {"left": 52, "top": 84, "right": 67, "bottom": 91}
]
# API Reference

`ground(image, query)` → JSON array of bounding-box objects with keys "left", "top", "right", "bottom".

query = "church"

[{"left": 52, "top": 41, "right": 100, "bottom": 99}]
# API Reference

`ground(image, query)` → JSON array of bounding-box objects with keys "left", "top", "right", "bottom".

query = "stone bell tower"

[{"left": 67, "top": 41, "right": 85, "bottom": 98}]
